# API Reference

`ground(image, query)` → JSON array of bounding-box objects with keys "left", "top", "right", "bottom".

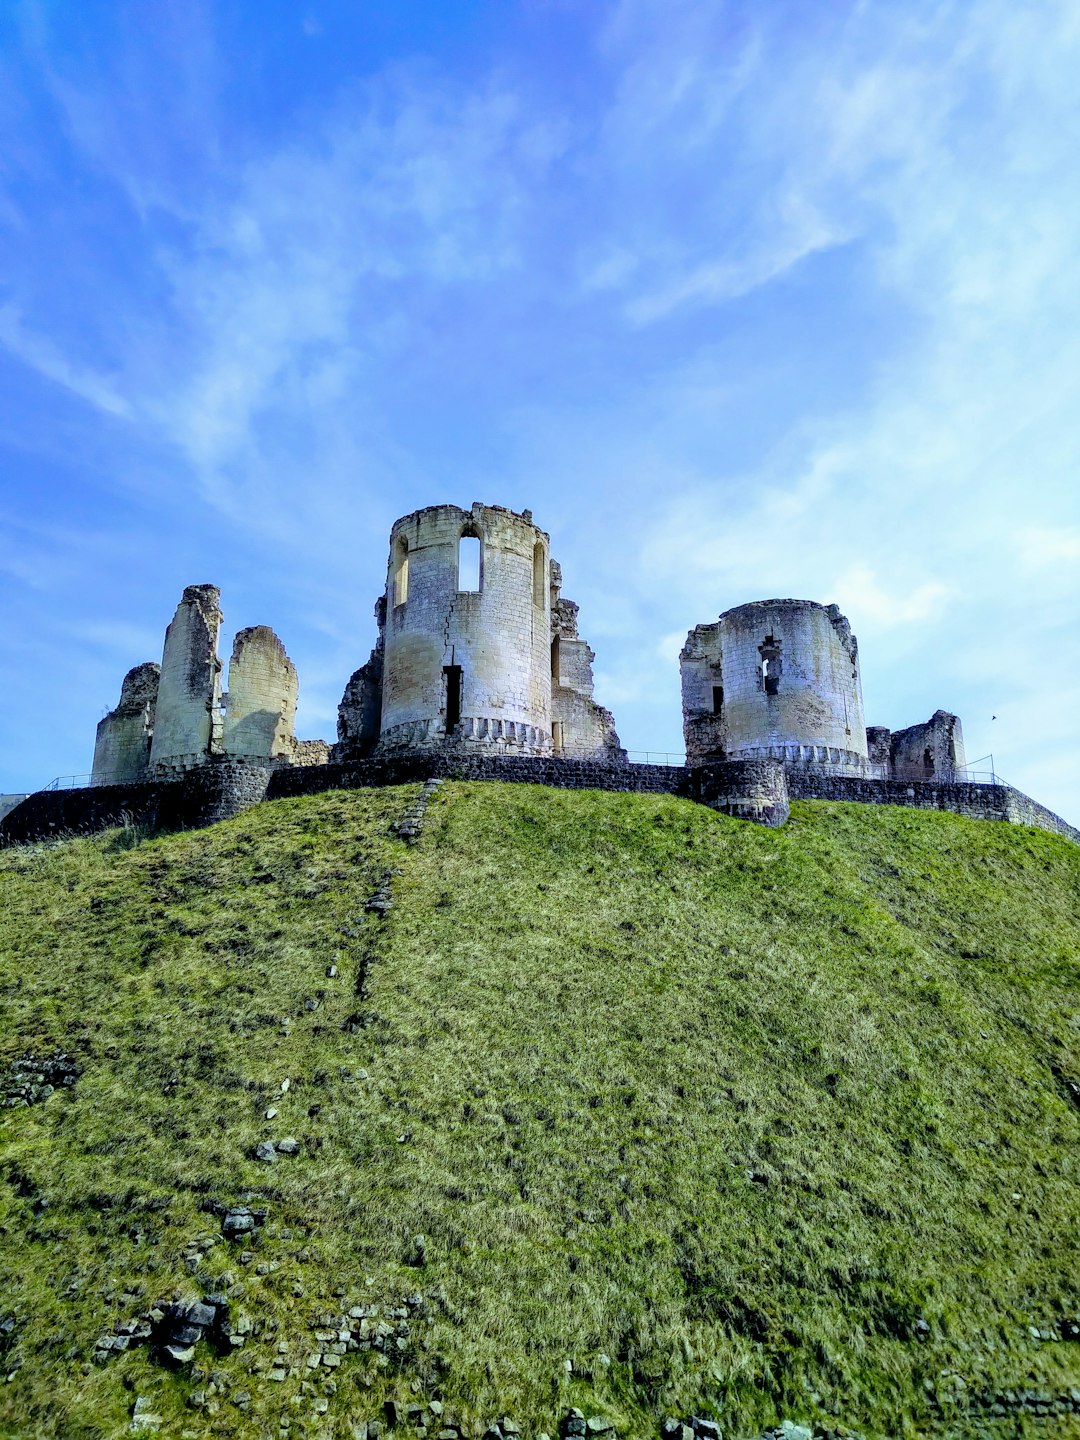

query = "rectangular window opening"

[
  {"left": 712, "top": 685, "right": 724, "bottom": 715},
  {"left": 443, "top": 665, "right": 462, "bottom": 731},
  {"left": 458, "top": 535, "right": 481, "bottom": 592}
]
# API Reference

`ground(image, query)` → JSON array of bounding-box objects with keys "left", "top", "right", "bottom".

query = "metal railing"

[
  {"left": 958, "top": 755, "right": 1004, "bottom": 786},
  {"left": 43, "top": 774, "right": 99, "bottom": 791},
  {"left": 624, "top": 750, "right": 687, "bottom": 767}
]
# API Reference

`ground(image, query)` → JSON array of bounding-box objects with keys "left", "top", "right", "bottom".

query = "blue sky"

[{"left": 1, "top": 0, "right": 1078, "bottom": 823}]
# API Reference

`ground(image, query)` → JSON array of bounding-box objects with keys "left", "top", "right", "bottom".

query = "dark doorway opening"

[
  {"left": 444, "top": 665, "right": 462, "bottom": 732},
  {"left": 712, "top": 685, "right": 724, "bottom": 715}
]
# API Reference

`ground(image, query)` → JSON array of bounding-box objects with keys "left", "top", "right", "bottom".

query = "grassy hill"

[{"left": 0, "top": 783, "right": 1078, "bottom": 1440}]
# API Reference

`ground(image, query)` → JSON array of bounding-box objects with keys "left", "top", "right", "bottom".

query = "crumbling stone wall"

[
  {"left": 8, "top": 755, "right": 1075, "bottom": 848},
  {"left": 549, "top": 563, "right": 625, "bottom": 761},
  {"left": 222, "top": 626, "right": 298, "bottom": 761},
  {"left": 288, "top": 739, "right": 332, "bottom": 767},
  {"left": 335, "top": 606, "right": 385, "bottom": 761},
  {"left": 91, "top": 662, "right": 160, "bottom": 784},
  {"left": 888, "top": 710, "right": 967, "bottom": 783},
  {"left": 682, "top": 600, "right": 868, "bottom": 775},
  {"left": 865, "top": 726, "right": 892, "bottom": 780},
  {"left": 148, "top": 585, "right": 223, "bottom": 773}
]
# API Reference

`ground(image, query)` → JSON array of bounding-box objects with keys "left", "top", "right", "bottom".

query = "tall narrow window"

[
  {"left": 759, "top": 635, "right": 781, "bottom": 696},
  {"left": 443, "top": 665, "right": 462, "bottom": 731},
  {"left": 552, "top": 721, "right": 563, "bottom": 753},
  {"left": 712, "top": 685, "right": 724, "bottom": 715},
  {"left": 393, "top": 539, "right": 409, "bottom": 606},
  {"left": 532, "top": 541, "right": 546, "bottom": 607},
  {"left": 458, "top": 534, "right": 481, "bottom": 592},
  {"left": 551, "top": 637, "right": 561, "bottom": 684}
]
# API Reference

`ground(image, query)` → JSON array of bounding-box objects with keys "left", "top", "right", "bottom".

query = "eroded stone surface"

[
  {"left": 223, "top": 626, "right": 298, "bottom": 762},
  {"left": 149, "top": 584, "right": 223, "bottom": 773},
  {"left": 92, "top": 662, "right": 160, "bottom": 784},
  {"left": 350, "top": 503, "right": 624, "bottom": 763},
  {"left": 682, "top": 600, "right": 868, "bottom": 774}
]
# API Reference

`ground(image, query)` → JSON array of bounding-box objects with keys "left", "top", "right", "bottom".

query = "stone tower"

[
  {"left": 338, "top": 502, "right": 622, "bottom": 761},
  {"left": 681, "top": 599, "right": 868, "bottom": 775}
]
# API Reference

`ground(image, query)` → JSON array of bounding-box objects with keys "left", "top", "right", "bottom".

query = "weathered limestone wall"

[
  {"left": 680, "top": 622, "right": 725, "bottom": 764},
  {"left": 288, "top": 739, "right": 332, "bottom": 767},
  {"left": 336, "top": 613, "right": 385, "bottom": 761},
  {"left": 91, "top": 662, "right": 160, "bottom": 784},
  {"left": 149, "top": 585, "right": 223, "bottom": 772},
  {"left": 784, "top": 771, "right": 1080, "bottom": 845},
  {"left": 866, "top": 726, "right": 892, "bottom": 780},
  {"left": 223, "top": 626, "right": 298, "bottom": 761},
  {"left": 889, "top": 711, "right": 967, "bottom": 783},
  {"left": 378, "top": 503, "right": 554, "bottom": 754},
  {"left": 549, "top": 566, "right": 625, "bottom": 761},
  {"left": 682, "top": 600, "right": 868, "bottom": 775}
]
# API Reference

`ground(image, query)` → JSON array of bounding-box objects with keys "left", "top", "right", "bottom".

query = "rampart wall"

[{"left": 4, "top": 757, "right": 1077, "bottom": 848}]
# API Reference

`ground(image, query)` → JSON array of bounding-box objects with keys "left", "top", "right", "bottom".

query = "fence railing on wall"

[
  {"left": 959, "top": 754, "right": 1001, "bottom": 786},
  {"left": 43, "top": 774, "right": 99, "bottom": 791}
]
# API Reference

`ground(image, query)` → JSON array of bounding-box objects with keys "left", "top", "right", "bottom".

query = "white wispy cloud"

[{"left": 0, "top": 304, "right": 132, "bottom": 418}]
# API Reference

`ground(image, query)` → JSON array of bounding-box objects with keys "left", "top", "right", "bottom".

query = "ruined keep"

[
  {"left": 681, "top": 600, "right": 868, "bottom": 774},
  {"left": 337, "top": 503, "right": 622, "bottom": 762},
  {"left": 867, "top": 710, "right": 968, "bottom": 784},
  {"left": 680, "top": 598, "right": 968, "bottom": 787}
]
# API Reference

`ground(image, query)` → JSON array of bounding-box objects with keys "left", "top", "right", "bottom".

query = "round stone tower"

[
  {"left": 681, "top": 598, "right": 868, "bottom": 774},
  {"left": 378, "top": 502, "right": 554, "bottom": 754}
]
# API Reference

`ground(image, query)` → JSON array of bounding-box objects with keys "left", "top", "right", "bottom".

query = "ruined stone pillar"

[
  {"left": 149, "top": 584, "right": 223, "bottom": 773},
  {"left": 222, "top": 626, "right": 299, "bottom": 761},
  {"left": 92, "top": 662, "right": 160, "bottom": 784}
]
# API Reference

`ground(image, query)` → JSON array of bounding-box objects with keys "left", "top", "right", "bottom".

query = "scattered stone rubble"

[
  {"left": 1, "top": 1049, "right": 79, "bottom": 1108},
  {"left": 93, "top": 1292, "right": 231, "bottom": 1367},
  {"left": 254, "top": 1137, "right": 301, "bottom": 1164}
]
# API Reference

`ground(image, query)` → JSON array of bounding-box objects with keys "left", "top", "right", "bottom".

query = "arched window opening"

[
  {"left": 458, "top": 534, "right": 481, "bottom": 593},
  {"left": 759, "top": 635, "right": 781, "bottom": 696},
  {"left": 532, "top": 541, "right": 546, "bottom": 608},
  {"left": 551, "top": 636, "right": 561, "bottom": 685},
  {"left": 393, "top": 539, "right": 409, "bottom": 607}
]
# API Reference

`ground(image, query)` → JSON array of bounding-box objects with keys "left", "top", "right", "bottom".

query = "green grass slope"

[{"left": 0, "top": 783, "right": 1078, "bottom": 1440}]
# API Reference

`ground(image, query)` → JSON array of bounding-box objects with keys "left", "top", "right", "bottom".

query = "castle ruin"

[
  {"left": 91, "top": 585, "right": 330, "bottom": 786},
  {"left": 5, "top": 500, "right": 1073, "bottom": 848},
  {"left": 680, "top": 599, "right": 967, "bottom": 785},
  {"left": 337, "top": 503, "right": 621, "bottom": 763}
]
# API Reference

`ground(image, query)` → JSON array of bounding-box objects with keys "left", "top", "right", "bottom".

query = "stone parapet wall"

[
  {"left": 0, "top": 760, "right": 272, "bottom": 846},
  {"left": 4, "top": 755, "right": 1076, "bottom": 847},
  {"left": 268, "top": 754, "right": 693, "bottom": 800},
  {"left": 784, "top": 771, "right": 1080, "bottom": 844},
  {"left": 0, "top": 795, "right": 30, "bottom": 825}
]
